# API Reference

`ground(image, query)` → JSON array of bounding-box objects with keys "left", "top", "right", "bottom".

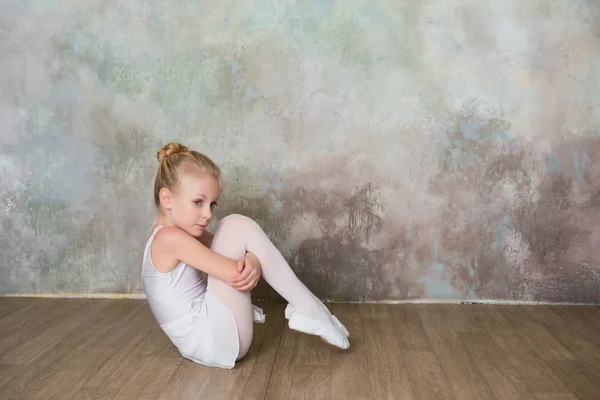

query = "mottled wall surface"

[{"left": 1, "top": 1, "right": 600, "bottom": 303}]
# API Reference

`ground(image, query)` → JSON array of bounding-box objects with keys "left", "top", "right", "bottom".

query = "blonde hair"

[{"left": 154, "top": 142, "right": 221, "bottom": 208}]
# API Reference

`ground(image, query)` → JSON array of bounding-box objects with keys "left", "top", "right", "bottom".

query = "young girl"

[{"left": 141, "top": 142, "right": 350, "bottom": 369}]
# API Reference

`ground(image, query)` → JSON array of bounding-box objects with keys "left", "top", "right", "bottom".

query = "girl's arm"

[
  {"left": 153, "top": 226, "right": 238, "bottom": 283},
  {"left": 198, "top": 229, "right": 260, "bottom": 270}
]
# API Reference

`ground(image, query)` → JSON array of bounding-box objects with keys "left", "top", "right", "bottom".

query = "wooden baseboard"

[{"left": 0, "top": 293, "right": 595, "bottom": 305}]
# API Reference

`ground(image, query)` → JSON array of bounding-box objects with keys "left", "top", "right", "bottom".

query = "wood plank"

[
  {"left": 157, "top": 361, "right": 215, "bottom": 400},
  {"left": 0, "top": 299, "right": 83, "bottom": 357},
  {"left": 329, "top": 303, "right": 371, "bottom": 400},
  {"left": 70, "top": 387, "right": 121, "bottom": 400},
  {"left": 575, "top": 306, "right": 600, "bottom": 326},
  {"left": 552, "top": 306, "right": 600, "bottom": 347},
  {"left": 389, "top": 304, "right": 431, "bottom": 351},
  {"left": 3, "top": 299, "right": 600, "bottom": 400},
  {"left": 239, "top": 303, "right": 286, "bottom": 400},
  {"left": 524, "top": 306, "right": 599, "bottom": 358},
  {"left": 462, "top": 305, "right": 537, "bottom": 356},
  {"left": 522, "top": 305, "right": 565, "bottom": 325},
  {"left": 360, "top": 304, "right": 412, "bottom": 400},
  {"left": 82, "top": 303, "right": 171, "bottom": 391},
  {"left": 417, "top": 305, "right": 495, "bottom": 400},
  {"left": 62, "top": 301, "right": 157, "bottom": 398},
  {"left": 268, "top": 304, "right": 334, "bottom": 399},
  {"left": 293, "top": 317, "right": 332, "bottom": 367},
  {"left": 534, "top": 394, "right": 579, "bottom": 400},
  {"left": 550, "top": 306, "right": 600, "bottom": 380},
  {"left": 403, "top": 350, "right": 455, "bottom": 400},
  {"left": 128, "top": 322, "right": 180, "bottom": 360},
  {"left": 0, "top": 297, "right": 22, "bottom": 314},
  {"left": 0, "top": 300, "right": 142, "bottom": 399},
  {"left": 507, "top": 354, "right": 569, "bottom": 394},
  {"left": 288, "top": 305, "right": 334, "bottom": 399},
  {"left": 0, "top": 297, "right": 38, "bottom": 319},
  {"left": 88, "top": 303, "right": 213, "bottom": 400},
  {"left": 546, "top": 360, "right": 600, "bottom": 400},
  {"left": 197, "top": 303, "right": 285, "bottom": 400},
  {"left": 466, "top": 305, "right": 569, "bottom": 394},
  {"left": 460, "top": 330, "right": 532, "bottom": 399},
  {"left": 0, "top": 363, "right": 27, "bottom": 387},
  {"left": 524, "top": 305, "right": 600, "bottom": 380},
  {"left": 499, "top": 307, "right": 574, "bottom": 361},
  {"left": 264, "top": 306, "right": 301, "bottom": 400},
  {"left": 290, "top": 364, "right": 331, "bottom": 400},
  {"left": 0, "top": 299, "right": 116, "bottom": 399},
  {"left": 114, "top": 356, "right": 181, "bottom": 400}
]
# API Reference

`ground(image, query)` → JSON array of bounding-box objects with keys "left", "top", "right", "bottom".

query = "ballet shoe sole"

[
  {"left": 289, "top": 327, "right": 349, "bottom": 350},
  {"left": 285, "top": 306, "right": 350, "bottom": 338},
  {"left": 320, "top": 336, "right": 349, "bottom": 349}
]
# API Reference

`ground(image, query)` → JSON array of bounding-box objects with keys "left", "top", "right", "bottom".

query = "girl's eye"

[
  {"left": 194, "top": 200, "right": 202, "bottom": 205},
  {"left": 211, "top": 202, "right": 218, "bottom": 208}
]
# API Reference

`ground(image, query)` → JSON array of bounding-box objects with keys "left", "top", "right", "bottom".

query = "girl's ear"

[{"left": 159, "top": 188, "right": 173, "bottom": 210}]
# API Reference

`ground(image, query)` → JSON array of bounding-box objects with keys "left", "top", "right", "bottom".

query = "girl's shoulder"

[
  {"left": 153, "top": 225, "right": 188, "bottom": 243},
  {"left": 152, "top": 225, "right": 196, "bottom": 257},
  {"left": 148, "top": 226, "right": 187, "bottom": 274}
]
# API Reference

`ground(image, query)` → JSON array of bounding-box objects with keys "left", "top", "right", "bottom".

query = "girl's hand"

[{"left": 231, "top": 252, "right": 262, "bottom": 291}]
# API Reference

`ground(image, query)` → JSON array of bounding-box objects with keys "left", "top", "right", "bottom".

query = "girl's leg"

[
  {"left": 206, "top": 275, "right": 254, "bottom": 359},
  {"left": 207, "top": 219, "right": 254, "bottom": 359},
  {"left": 215, "top": 214, "right": 336, "bottom": 325},
  {"left": 208, "top": 213, "right": 348, "bottom": 358}
]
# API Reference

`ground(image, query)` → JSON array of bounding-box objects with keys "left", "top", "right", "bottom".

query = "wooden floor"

[{"left": 1, "top": 299, "right": 600, "bottom": 400}]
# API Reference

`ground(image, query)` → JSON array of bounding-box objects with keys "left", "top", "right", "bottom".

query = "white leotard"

[{"left": 141, "top": 225, "right": 207, "bottom": 325}]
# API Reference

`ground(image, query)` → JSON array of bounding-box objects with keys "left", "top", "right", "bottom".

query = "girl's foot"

[
  {"left": 252, "top": 304, "right": 266, "bottom": 323},
  {"left": 287, "top": 309, "right": 350, "bottom": 349},
  {"left": 285, "top": 303, "right": 350, "bottom": 338}
]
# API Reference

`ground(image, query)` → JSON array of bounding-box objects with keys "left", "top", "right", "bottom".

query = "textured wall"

[{"left": 1, "top": 1, "right": 600, "bottom": 303}]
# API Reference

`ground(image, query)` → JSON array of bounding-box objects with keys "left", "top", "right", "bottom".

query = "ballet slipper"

[
  {"left": 285, "top": 303, "right": 350, "bottom": 337},
  {"left": 330, "top": 315, "right": 350, "bottom": 338},
  {"left": 252, "top": 304, "right": 266, "bottom": 323},
  {"left": 285, "top": 302, "right": 294, "bottom": 319},
  {"left": 288, "top": 310, "right": 350, "bottom": 350}
]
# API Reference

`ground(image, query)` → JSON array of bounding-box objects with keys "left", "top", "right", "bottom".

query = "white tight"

[{"left": 207, "top": 214, "right": 331, "bottom": 359}]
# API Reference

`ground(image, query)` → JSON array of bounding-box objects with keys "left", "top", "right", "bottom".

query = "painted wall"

[{"left": 1, "top": 0, "right": 599, "bottom": 303}]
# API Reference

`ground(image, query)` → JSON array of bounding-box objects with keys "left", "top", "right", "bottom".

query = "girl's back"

[{"left": 142, "top": 225, "right": 207, "bottom": 325}]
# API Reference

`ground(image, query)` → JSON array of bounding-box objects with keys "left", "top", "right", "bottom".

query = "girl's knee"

[
  {"left": 220, "top": 213, "right": 244, "bottom": 221},
  {"left": 237, "top": 342, "right": 251, "bottom": 360},
  {"left": 237, "top": 332, "right": 253, "bottom": 359},
  {"left": 219, "top": 214, "right": 259, "bottom": 229}
]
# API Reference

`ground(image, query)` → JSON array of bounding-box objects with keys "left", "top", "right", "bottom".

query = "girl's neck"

[{"left": 156, "top": 213, "right": 174, "bottom": 228}]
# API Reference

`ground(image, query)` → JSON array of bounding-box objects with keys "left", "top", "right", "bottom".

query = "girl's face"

[{"left": 163, "top": 172, "right": 221, "bottom": 238}]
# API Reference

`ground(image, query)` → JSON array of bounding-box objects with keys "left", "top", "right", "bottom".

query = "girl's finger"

[
  {"left": 239, "top": 282, "right": 255, "bottom": 292},
  {"left": 233, "top": 272, "right": 255, "bottom": 288},
  {"left": 236, "top": 258, "right": 245, "bottom": 273},
  {"left": 231, "top": 268, "right": 252, "bottom": 283}
]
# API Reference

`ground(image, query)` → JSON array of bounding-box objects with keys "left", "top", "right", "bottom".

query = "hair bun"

[{"left": 157, "top": 142, "right": 190, "bottom": 164}]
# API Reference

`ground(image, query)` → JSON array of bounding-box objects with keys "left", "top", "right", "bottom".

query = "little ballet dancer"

[{"left": 141, "top": 142, "right": 349, "bottom": 369}]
